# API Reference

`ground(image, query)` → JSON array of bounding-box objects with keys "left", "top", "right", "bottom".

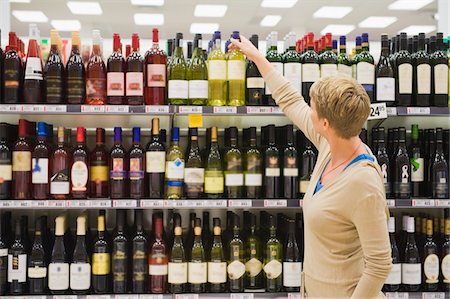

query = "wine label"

[
  {"left": 92, "top": 253, "right": 111, "bottom": 275},
  {"left": 411, "top": 157, "right": 424, "bottom": 182},
  {"left": 184, "top": 168, "right": 205, "bottom": 184},
  {"left": 146, "top": 152, "right": 166, "bottom": 173},
  {"left": 12, "top": 151, "right": 31, "bottom": 171},
  {"left": 284, "top": 62, "right": 302, "bottom": 93},
  {"left": 28, "top": 266, "right": 47, "bottom": 278},
  {"left": 245, "top": 173, "right": 262, "bottom": 186},
  {"left": 434, "top": 64, "right": 449, "bottom": 94},
  {"left": 149, "top": 264, "right": 168, "bottom": 276},
  {"left": 320, "top": 64, "right": 337, "bottom": 78},
  {"left": 112, "top": 249, "right": 127, "bottom": 282},
  {"left": 0, "top": 249, "right": 7, "bottom": 256},
  {"left": 126, "top": 72, "right": 144, "bottom": 96},
  {"left": 398, "top": 63, "right": 413, "bottom": 94},
  {"left": 71, "top": 161, "right": 88, "bottom": 191},
  {"left": 204, "top": 172, "right": 224, "bottom": 193},
  {"left": 147, "top": 64, "right": 166, "bottom": 87},
  {"left": 299, "top": 180, "right": 310, "bottom": 193},
  {"left": 337, "top": 64, "right": 352, "bottom": 78},
  {"left": 188, "top": 262, "right": 207, "bottom": 284},
  {"left": 417, "top": 64, "right": 431, "bottom": 94},
  {"left": 67, "top": 76, "right": 85, "bottom": 101},
  {"left": 32, "top": 158, "right": 49, "bottom": 184},
  {"left": 166, "top": 159, "right": 185, "bottom": 179},
  {"left": 133, "top": 248, "right": 147, "bottom": 282},
  {"left": 385, "top": 263, "right": 401, "bottom": 285},
  {"left": 208, "top": 262, "right": 227, "bottom": 283},
  {"left": 208, "top": 60, "right": 227, "bottom": 80},
  {"left": 129, "top": 158, "right": 144, "bottom": 180},
  {"left": 225, "top": 173, "right": 244, "bottom": 186},
  {"left": 247, "top": 77, "right": 265, "bottom": 89},
  {"left": 442, "top": 254, "right": 450, "bottom": 283},
  {"left": 284, "top": 168, "right": 298, "bottom": 177},
  {"left": 227, "top": 260, "right": 246, "bottom": 280},
  {"left": 245, "top": 258, "right": 262, "bottom": 277},
  {"left": 168, "top": 80, "right": 188, "bottom": 99},
  {"left": 25, "top": 57, "right": 43, "bottom": 80},
  {"left": 86, "top": 78, "right": 107, "bottom": 100},
  {"left": 376, "top": 77, "right": 395, "bottom": 102},
  {"left": 188, "top": 80, "right": 208, "bottom": 99},
  {"left": 265, "top": 62, "right": 283, "bottom": 95},
  {"left": 402, "top": 263, "right": 421, "bottom": 284},
  {"left": 168, "top": 262, "right": 187, "bottom": 284},
  {"left": 283, "top": 262, "right": 302, "bottom": 287},
  {"left": 48, "top": 263, "right": 69, "bottom": 290},
  {"left": 263, "top": 260, "right": 282, "bottom": 279},
  {"left": 107, "top": 72, "right": 125, "bottom": 96},
  {"left": 0, "top": 164, "right": 12, "bottom": 182},
  {"left": 302, "top": 63, "right": 320, "bottom": 83},
  {"left": 424, "top": 254, "right": 439, "bottom": 283},
  {"left": 50, "top": 168, "right": 70, "bottom": 195},
  {"left": 8, "top": 254, "right": 26, "bottom": 282},
  {"left": 111, "top": 158, "right": 126, "bottom": 180},
  {"left": 70, "top": 263, "right": 91, "bottom": 290},
  {"left": 265, "top": 168, "right": 280, "bottom": 177},
  {"left": 227, "top": 60, "right": 246, "bottom": 80},
  {"left": 356, "top": 62, "right": 374, "bottom": 84},
  {"left": 46, "top": 74, "right": 63, "bottom": 99}
]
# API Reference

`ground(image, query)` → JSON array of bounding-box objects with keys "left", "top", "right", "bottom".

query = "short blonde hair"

[{"left": 310, "top": 76, "right": 370, "bottom": 139}]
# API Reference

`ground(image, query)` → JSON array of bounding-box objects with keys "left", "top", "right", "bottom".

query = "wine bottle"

[
  {"left": 432, "top": 128, "right": 449, "bottom": 199},
  {"left": 165, "top": 127, "right": 184, "bottom": 199},
  {"left": 228, "top": 214, "right": 245, "bottom": 293},
  {"left": 107, "top": 33, "right": 126, "bottom": 105},
  {"left": 48, "top": 216, "right": 69, "bottom": 294},
  {"left": 224, "top": 127, "right": 243, "bottom": 198},
  {"left": 283, "top": 125, "right": 298, "bottom": 199},
  {"left": 202, "top": 212, "right": 212, "bottom": 260},
  {"left": 264, "top": 125, "right": 281, "bottom": 198},
  {"left": 441, "top": 218, "right": 450, "bottom": 292},
  {"left": 403, "top": 216, "right": 421, "bottom": 292},
  {"left": 396, "top": 33, "right": 413, "bottom": 106},
  {"left": 246, "top": 34, "right": 264, "bottom": 106},
  {"left": 383, "top": 216, "right": 401, "bottom": 292},
  {"left": 66, "top": 31, "right": 86, "bottom": 104},
  {"left": 23, "top": 24, "right": 43, "bottom": 103},
  {"left": 148, "top": 214, "right": 168, "bottom": 294},
  {"left": 301, "top": 32, "right": 319, "bottom": 105},
  {"left": 425, "top": 129, "right": 436, "bottom": 197},
  {"left": 244, "top": 127, "right": 262, "bottom": 199},
  {"left": 185, "top": 213, "right": 196, "bottom": 255},
  {"left": 12, "top": 119, "right": 32, "bottom": 200},
  {"left": 90, "top": 128, "right": 109, "bottom": 198},
  {"left": 44, "top": 30, "right": 64, "bottom": 103},
  {"left": 132, "top": 210, "right": 148, "bottom": 293},
  {"left": 110, "top": 127, "right": 128, "bottom": 199},
  {"left": 319, "top": 32, "right": 338, "bottom": 79},
  {"left": 168, "top": 33, "right": 188, "bottom": 105},
  {"left": 0, "top": 123, "right": 11, "bottom": 200},
  {"left": 423, "top": 219, "right": 439, "bottom": 291},
  {"left": 92, "top": 214, "right": 111, "bottom": 294},
  {"left": 71, "top": 127, "right": 89, "bottom": 198},
  {"left": 144, "top": 28, "right": 167, "bottom": 105},
  {"left": 146, "top": 118, "right": 165, "bottom": 198},
  {"left": 264, "top": 215, "right": 282, "bottom": 292},
  {"left": 208, "top": 218, "right": 227, "bottom": 293},
  {"left": 412, "top": 33, "right": 431, "bottom": 106},
  {"left": 283, "top": 219, "right": 301, "bottom": 292},
  {"left": 184, "top": 128, "right": 204, "bottom": 198},
  {"left": 410, "top": 124, "right": 425, "bottom": 197},
  {"left": 208, "top": 31, "right": 227, "bottom": 106},
  {"left": 50, "top": 127, "right": 71, "bottom": 199},
  {"left": 336, "top": 36, "right": 352, "bottom": 78},
  {"left": 70, "top": 215, "right": 91, "bottom": 294},
  {"left": 431, "top": 33, "right": 449, "bottom": 107},
  {"left": 3, "top": 32, "right": 23, "bottom": 103},
  {"left": 168, "top": 214, "right": 187, "bottom": 294},
  {"left": 376, "top": 34, "right": 395, "bottom": 105},
  {"left": 203, "top": 127, "right": 224, "bottom": 198},
  {"left": 244, "top": 213, "right": 263, "bottom": 290},
  {"left": 86, "top": 30, "right": 107, "bottom": 105},
  {"left": 227, "top": 31, "right": 246, "bottom": 106},
  {"left": 112, "top": 210, "right": 128, "bottom": 294},
  {"left": 354, "top": 33, "right": 375, "bottom": 102},
  {"left": 126, "top": 33, "right": 144, "bottom": 105},
  {"left": 28, "top": 217, "right": 47, "bottom": 294},
  {"left": 394, "top": 127, "right": 411, "bottom": 199},
  {"left": 8, "top": 219, "right": 27, "bottom": 294},
  {"left": 265, "top": 31, "right": 283, "bottom": 106},
  {"left": 283, "top": 32, "right": 302, "bottom": 93},
  {"left": 31, "top": 122, "right": 49, "bottom": 199},
  {"left": 128, "top": 127, "right": 145, "bottom": 198},
  {"left": 188, "top": 218, "right": 207, "bottom": 293},
  {"left": 375, "top": 128, "right": 393, "bottom": 199},
  {"left": 187, "top": 34, "right": 208, "bottom": 105}
]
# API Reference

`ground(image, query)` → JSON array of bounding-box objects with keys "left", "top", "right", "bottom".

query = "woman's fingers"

[{"left": 229, "top": 38, "right": 243, "bottom": 50}]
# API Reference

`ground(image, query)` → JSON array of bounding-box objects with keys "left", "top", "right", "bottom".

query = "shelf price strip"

[
  {"left": 412, "top": 199, "right": 435, "bottom": 207},
  {"left": 406, "top": 107, "right": 430, "bottom": 115},
  {"left": 386, "top": 292, "right": 408, "bottom": 299}
]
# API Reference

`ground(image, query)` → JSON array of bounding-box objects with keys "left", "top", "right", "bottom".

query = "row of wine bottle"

[
  {"left": 0, "top": 210, "right": 304, "bottom": 294},
  {"left": 1, "top": 26, "right": 450, "bottom": 107}
]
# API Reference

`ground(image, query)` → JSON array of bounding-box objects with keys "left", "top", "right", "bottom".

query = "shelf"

[
  {"left": 386, "top": 106, "right": 450, "bottom": 117},
  {"left": 0, "top": 198, "right": 448, "bottom": 209}
]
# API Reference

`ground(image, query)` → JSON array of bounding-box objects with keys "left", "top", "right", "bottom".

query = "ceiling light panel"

[
  {"left": 194, "top": 5, "right": 228, "bottom": 17},
  {"left": 261, "top": 0, "right": 298, "bottom": 8},
  {"left": 130, "top": 0, "right": 164, "bottom": 6},
  {"left": 388, "top": 0, "right": 434, "bottom": 11},
  {"left": 359, "top": 16, "right": 398, "bottom": 28},
  {"left": 134, "top": 13, "right": 164, "bottom": 25},
  {"left": 190, "top": 23, "right": 219, "bottom": 34},
  {"left": 51, "top": 20, "right": 81, "bottom": 31},
  {"left": 313, "top": 6, "right": 353, "bottom": 19},
  {"left": 67, "top": 1, "right": 103, "bottom": 15},
  {"left": 12, "top": 10, "right": 48, "bottom": 22},
  {"left": 320, "top": 25, "right": 355, "bottom": 36},
  {"left": 399, "top": 25, "right": 437, "bottom": 35},
  {"left": 260, "top": 15, "right": 282, "bottom": 27},
  {"left": 9, "top": 0, "right": 32, "bottom": 3}
]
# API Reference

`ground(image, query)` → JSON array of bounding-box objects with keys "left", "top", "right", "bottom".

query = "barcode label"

[
  {"left": 264, "top": 199, "right": 287, "bottom": 207},
  {"left": 210, "top": 200, "right": 227, "bottom": 207},
  {"left": 113, "top": 200, "right": 137, "bottom": 208},
  {"left": 87, "top": 296, "right": 111, "bottom": 299},
  {"left": 23, "top": 105, "right": 46, "bottom": 112},
  {"left": 67, "top": 200, "right": 92, "bottom": 208},
  {"left": 213, "top": 106, "right": 237, "bottom": 114},
  {"left": 288, "top": 294, "right": 301, "bottom": 299},
  {"left": 46, "top": 105, "right": 67, "bottom": 113},
  {"left": 48, "top": 200, "right": 67, "bottom": 208},
  {"left": 422, "top": 293, "right": 446, "bottom": 299},
  {"left": 0, "top": 201, "right": 14, "bottom": 207},
  {"left": 53, "top": 296, "right": 77, "bottom": 299},
  {"left": 228, "top": 200, "right": 252, "bottom": 207},
  {"left": 90, "top": 200, "right": 112, "bottom": 208},
  {"left": 230, "top": 294, "right": 254, "bottom": 299},
  {"left": 412, "top": 199, "right": 435, "bottom": 207},
  {"left": 116, "top": 296, "right": 139, "bottom": 299},
  {"left": 140, "top": 296, "right": 163, "bottom": 299},
  {"left": 179, "top": 106, "right": 203, "bottom": 114},
  {"left": 436, "top": 200, "right": 450, "bottom": 207},
  {"left": 386, "top": 293, "right": 408, "bottom": 299},
  {"left": 368, "top": 103, "right": 387, "bottom": 120},
  {"left": 81, "top": 105, "right": 105, "bottom": 113},
  {"left": 386, "top": 200, "right": 395, "bottom": 207},
  {"left": 140, "top": 200, "right": 164, "bottom": 208},
  {"left": 32, "top": 200, "right": 49, "bottom": 208},
  {"left": 407, "top": 107, "right": 430, "bottom": 115},
  {"left": 246, "top": 106, "right": 274, "bottom": 114},
  {"left": 14, "top": 200, "right": 32, "bottom": 208},
  {"left": 105, "top": 105, "right": 129, "bottom": 113},
  {"left": 386, "top": 107, "right": 397, "bottom": 116},
  {"left": 145, "top": 105, "right": 170, "bottom": 114},
  {"left": 175, "top": 295, "right": 199, "bottom": 299},
  {"left": 0, "top": 105, "right": 22, "bottom": 112}
]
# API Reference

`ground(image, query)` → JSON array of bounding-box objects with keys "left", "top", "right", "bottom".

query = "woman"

[{"left": 229, "top": 37, "right": 392, "bottom": 298}]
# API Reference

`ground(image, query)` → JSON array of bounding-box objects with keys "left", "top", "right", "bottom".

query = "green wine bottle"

[
  {"left": 188, "top": 34, "right": 208, "bottom": 105},
  {"left": 184, "top": 128, "right": 204, "bottom": 198},
  {"left": 208, "top": 218, "right": 227, "bottom": 293},
  {"left": 319, "top": 33, "right": 338, "bottom": 78},
  {"left": 244, "top": 127, "right": 262, "bottom": 199},
  {"left": 188, "top": 218, "right": 207, "bottom": 293},
  {"left": 227, "top": 31, "right": 246, "bottom": 106},
  {"left": 165, "top": 127, "right": 184, "bottom": 199},
  {"left": 355, "top": 33, "right": 375, "bottom": 102},
  {"left": 208, "top": 31, "right": 227, "bottom": 106},
  {"left": 264, "top": 215, "right": 283, "bottom": 292},
  {"left": 228, "top": 214, "right": 245, "bottom": 293},
  {"left": 283, "top": 32, "right": 302, "bottom": 93},
  {"left": 204, "top": 127, "right": 224, "bottom": 198},
  {"left": 224, "top": 127, "right": 243, "bottom": 198},
  {"left": 168, "top": 33, "right": 188, "bottom": 105},
  {"left": 168, "top": 214, "right": 187, "bottom": 293},
  {"left": 337, "top": 36, "right": 352, "bottom": 78},
  {"left": 245, "top": 213, "right": 263, "bottom": 290},
  {"left": 265, "top": 31, "right": 283, "bottom": 106}
]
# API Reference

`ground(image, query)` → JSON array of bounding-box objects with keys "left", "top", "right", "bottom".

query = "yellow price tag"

[{"left": 188, "top": 114, "right": 203, "bottom": 128}]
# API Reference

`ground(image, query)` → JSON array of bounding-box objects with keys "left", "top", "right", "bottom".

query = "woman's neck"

[{"left": 328, "top": 136, "right": 364, "bottom": 168}]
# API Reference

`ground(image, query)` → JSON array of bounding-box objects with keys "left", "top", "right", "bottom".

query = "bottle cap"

[
  {"left": 214, "top": 31, "right": 221, "bottom": 40},
  {"left": 232, "top": 31, "right": 240, "bottom": 40},
  {"left": 172, "top": 127, "right": 180, "bottom": 141},
  {"left": 37, "top": 122, "right": 47, "bottom": 138},
  {"left": 229, "top": 126, "right": 238, "bottom": 140},
  {"left": 132, "top": 127, "right": 141, "bottom": 143},
  {"left": 176, "top": 32, "right": 183, "bottom": 40},
  {"left": 355, "top": 36, "right": 362, "bottom": 46},
  {"left": 114, "top": 127, "right": 122, "bottom": 142},
  {"left": 213, "top": 217, "right": 221, "bottom": 228},
  {"left": 361, "top": 33, "right": 369, "bottom": 43},
  {"left": 233, "top": 214, "right": 240, "bottom": 228},
  {"left": 268, "top": 214, "right": 276, "bottom": 227},
  {"left": 411, "top": 124, "right": 419, "bottom": 140}
]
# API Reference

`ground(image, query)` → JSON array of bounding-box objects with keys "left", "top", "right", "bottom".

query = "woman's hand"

[{"left": 229, "top": 35, "right": 263, "bottom": 62}]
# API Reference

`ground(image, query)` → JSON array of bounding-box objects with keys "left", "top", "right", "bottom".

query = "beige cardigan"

[{"left": 266, "top": 70, "right": 392, "bottom": 298}]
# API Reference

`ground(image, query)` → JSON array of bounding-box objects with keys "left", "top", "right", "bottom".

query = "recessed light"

[
  {"left": 51, "top": 20, "right": 81, "bottom": 31},
  {"left": 261, "top": 0, "right": 298, "bottom": 8},
  {"left": 389, "top": 0, "right": 434, "bottom": 11},
  {"left": 130, "top": 0, "right": 164, "bottom": 6},
  {"left": 260, "top": 15, "right": 282, "bottom": 27},
  {"left": 9, "top": 0, "right": 32, "bottom": 3},
  {"left": 12, "top": 10, "right": 48, "bottom": 23},
  {"left": 134, "top": 13, "right": 164, "bottom": 25},
  {"left": 67, "top": 1, "right": 102, "bottom": 15},
  {"left": 399, "top": 25, "right": 436, "bottom": 35},
  {"left": 313, "top": 6, "right": 353, "bottom": 19},
  {"left": 359, "top": 16, "right": 398, "bottom": 28},
  {"left": 320, "top": 25, "right": 355, "bottom": 36},
  {"left": 190, "top": 23, "right": 219, "bottom": 34},
  {"left": 194, "top": 5, "right": 228, "bottom": 17}
]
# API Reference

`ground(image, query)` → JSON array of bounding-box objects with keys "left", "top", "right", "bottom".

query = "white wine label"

[
  {"left": 398, "top": 63, "right": 413, "bottom": 94},
  {"left": 245, "top": 258, "right": 263, "bottom": 277},
  {"left": 442, "top": 254, "right": 450, "bottom": 282},
  {"left": 204, "top": 174, "right": 224, "bottom": 193},
  {"left": 32, "top": 158, "right": 49, "bottom": 184},
  {"left": 284, "top": 63, "right": 302, "bottom": 93},
  {"left": 107, "top": 72, "right": 125, "bottom": 96},
  {"left": 227, "top": 260, "right": 246, "bottom": 280},
  {"left": 284, "top": 168, "right": 298, "bottom": 177},
  {"left": 50, "top": 181, "right": 70, "bottom": 195},
  {"left": 0, "top": 165, "right": 12, "bottom": 181},
  {"left": 28, "top": 266, "right": 47, "bottom": 278},
  {"left": 188, "top": 262, "right": 207, "bottom": 284},
  {"left": 168, "top": 262, "right": 187, "bottom": 284},
  {"left": 225, "top": 173, "right": 244, "bottom": 186},
  {"left": 337, "top": 64, "right": 352, "bottom": 78},
  {"left": 356, "top": 62, "right": 375, "bottom": 84},
  {"left": 8, "top": 254, "right": 26, "bottom": 282},
  {"left": 302, "top": 64, "right": 320, "bottom": 82},
  {"left": 434, "top": 64, "right": 449, "bottom": 94},
  {"left": 299, "top": 180, "right": 310, "bottom": 193},
  {"left": 265, "top": 62, "right": 283, "bottom": 95},
  {"left": 247, "top": 77, "right": 265, "bottom": 89},
  {"left": 208, "top": 60, "right": 227, "bottom": 80},
  {"left": 417, "top": 64, "right": 431, "bottom": 94},
  {"left": 48, "top": 263, "right": 70, "bottom": 290},
  {"left": 376, "top": 78, "right": 395, "bottom": 102},
  {"left": 71, "top": 161, "right": 88, "bottom": 191},
  {"left": 149, "top": 264, "right": 168, "bottom": 276},
  {"left": 264, "top": 260, "right": 282, "bottom": 279},
  {"left": 70, "top": 263, "right": 91, "bottom": 290},
  {"left": 25, "top": 57, "right": 43, "bottom": 80},
  {"left": 245, "top": 173, "right": 262, "bottom": 186},
  {"left": 208, "top": 262, "right": 227, "bottom": 283},
  {"left": 166, "top": 159, "right": 185, "bottom": 179},
  {"left": 146, "top": 152, "right": 166, "bottom": 173},
  {"left": 265, "top": 168, "right": 280, "bottom": 177},
  {"left": 424, "top": 254, "right": 439, "bottom": 283},
  {"left": 168, "top": 80, "right": 188, "bottom": 99},
  {"left": 283, "top": 262, "right": 302, "bottom": 287},
  {"left": 411, "top": 158, "right": 424, "bottom": 182},
  {"left": 320, "top": 64, "right": 337, "bottom": 78},
  {"left": 147, "top": 64, "right": 166, "bottom": 87},
  {"left": 13, "top": 151, "right": 31, "bottom": 171},
  {"left": 126, "top": 72, "right": 144, "bottom": 96},
  {"left": 184, "top": 168, "right": 205, "bottom": 184},
  {"left": 402, "top": 263, "right": 421, "bottom": 284},
  {"left": 385, "top": 263, "right": 401, "bottom": 285},
  {"left": 188, "top": 80, "right": 208, "bottom": 99},
  {"left": 0, "top": 249, "right": 7, "bottom": 256},
  {"left": 227, "top": 60, "right": 246, "bottom": 80}
]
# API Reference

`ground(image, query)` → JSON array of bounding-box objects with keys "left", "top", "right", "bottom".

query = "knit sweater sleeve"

[{"left": 265, "top": 69, "right": 323, "bottom": 149}]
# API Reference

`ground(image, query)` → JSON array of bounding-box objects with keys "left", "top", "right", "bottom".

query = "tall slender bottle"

[
  {"left": 0, "top": 123, "right": 11, "bottom": 199},
  {"left": 376, "top": 34, "right": 395, "bottom": 105},
  {"left": 283, "top": 125, "right": 298, "bottom": 199},
  {"left": 107, "top": 33, "right": 126, "bottom": 105},
  {"left": 423, "top": 219, "right": 439, "bottom": 291},
  {"left": 168, "top": 215, "right": 187, "bottom": 293},
  {"left": 413, "top": 33, "right": 431, "bottom": 106},
  {"left": 44, "top": 30, "right": 64, "bottom": 103},
  {"left": 71, "top": 127, "right": 89, "bottom": 198},
  {"left": 188, "top": 218, "right": 207, "bottom": 293},
  {"left": 264, "top": 125, "right": 281, "bottom": 198},
  {"left": 110, "top": 127, "right": 127, "bottom": 199},
  {"left": 228, "top": 214, "right": 245, "bottom": 293},
  {"left": 431, "top": 33, "right": 449, "bottom": 106},
  {"left": 396, "top": 33, "right": 413, "bottom": 106},
  {"left": 8, "top": 220, "right": 27, "bottom": 294},
  {"left": 264, "top": 215, "right": 282, "bottom": 292},
  {"left": 224, "top": 127, "right": 243, "bottom": 198},
  {"left": 23, "top": 24, "right": 43, "bottom": 103},
  {"left": 86, "top": 30, "right": 107, "bottom": 105},
  {"left": 70, "top": 215, "right": 91, "bottom": 294},
  {"left": 403, "top": 216, "right": 421, "bottom": 292},
  {"left": 410, "top": 124, "right": 425, "bottom": 197},
  {"left": 301, "top": 32, "right": 320, "bottom": 104},
  {"left": 126, "top": 33, "right": 144, "bottom": 105},
  {"left": 50, "top": 127, "right": 71, "bottom": 199},
  {"left": 246, "top": 35, "right": 264, "bottom": 105},
  {"left": 355, "top": 33, "right": 375, "bottom": 102},
  {"left": 204, "top": 127, "right": 224, "bottom": 198},
  {"left": 244, "top": 213, "right": 263, "bottom": 290},
  {"left": 66, "top": 31, "right": 86, "bottom": 104},
  {"left": 90, "top": 128, "right": 109, "bottom": 198},
  {"left": 32, "top": 122, "right": 50, "bottom": 199},
  {"left": 48, "top": 216, "right": 69, "bottom": 294},
  {"left": 168, "top": 33, "right": 188, "bottom": 105},
  {"left": 319, "top": 32, "right": 338, "bottom": 78},
  {"left": 132, "top": 210, "right": 148, "bottom": 293},
  {"left": 283, "top": 219, "right": 301, "bottom": 292},
  {"left": 165, "top": 127, "right": 184, "bottom": 199},
  {"left": 244, "top": 127, "right": 262, "bottom": 199},
  {"left": 187, "top": 34, "right": 208, "bottom": 105},
  {"left": 208, "top": 32, "right": 227, "bottom": 106},
  {"left": 376, "top": 128, "right": 392, "bottom": 198},
  {"left": 441, "top": 217, "right": 450, "bottom": 292},
  {"left": 227, "top": 31, "right": 246, "bottom": 106},
  {"left": 3, "top": 32, "right": 23, "bottom": 103},
  {"left": 28, "top": 217, "right": 47, "bottom": 294},
  {"left": 12, "top": 119, "right": 31, "bottom": 199},
  {"left": 432, "top": 128, "right": 449, "bottom": 199},
  {"left": 146, "top": 118, "right": 165, "bottom": 198},
  {"left": 337, "top": 36, "right": 352, "bottom": 78},
  {"left": 265, "top": 32, "right": 283, "bottom": 106},
  {"left": 394, "top": 127, "right": 411, "bottom": 199},
  {"left": 148, "top": 214, "right": 168, "bottom": 294},
  {"left": 144, "top": 28, "right": 167, "bottom": 105},
  {"left": 383, "top": 216, "right": 401, "bottom": 292},
  {"left": 92, "top": 214, "right": 111, "bottom": 294},
  {"left": 129, "top": 127, "right": 145, "bottom": 198},
  {"left": 112, "top": 210, "right": 128, "bottom": 294},
  {"left": 208, "top": 218, "right": 227, "bottom": 292},
  {"left": 283, "top": 32, "right": 302, "bottom": 93},
  {"left": 184, "top": 128, "right": 204, "bottom": 198}
]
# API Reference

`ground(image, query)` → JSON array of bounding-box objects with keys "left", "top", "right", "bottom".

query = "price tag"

[
  {"left": 368, "top": 103, "right": 387, "bottom": 120},
  {"left": 91, "top": 200, "right": 112, "bottom": 208},
  {"left": 422, "top": 292, "right": 446, "bottom": 299},
  {"left": 406, "top": 107, "right": 430, "bottom": 115},
  {"left": 228, "top": 200, "right": 252, "bottom": 208},
  {"left": 140, "top": 296, "right": 164, "bottom": 299},
  {"left": 14, "top": 200, "right": 32, "bottom": 208},
  {"left": 264, "top": 199, "right": 287, "bottom": 207},
  {"left": 246, "top": 106, "right": 273, "bottom": 114},
  {"left": 23, "top": 105, "right": 46, "bottom": 112},
  {"left": 140, "top": 200, "right": 164, "bottom": 208},
  {"left": 386, "top": 107, "right": 397, "bottom": 116},
  {"left": 113, "top": 200, "right": 137, "bottom": 208},
  {"left": 436, "top": 200, "right": 450, "bottom": 207},
  {"left": 2, "top": 105, "right": 22, "bottom": 112},
  {"left": 32, "top": 200, "right": 49, "bottom": 208},
  {"left": 385, "top": 293, "right": 408, "bottom": 299},
  {"left": 0, "top": 201, "right": 14, "bottom": 208},
  {"left": 189, "top": 200, "right": 205, "bottom": 207},
  {"left": 386, "top": 200, "right": 395, "bottom": 207},
  {"left": 179, "top": 106, "right": 203, "bottom": 114},
  {"left": 53, "top": 296, "right": 77, "bottom": 299},
  {"left": 209, "top": 200, "right": 227, "bottom": 207},
  {"left": 106, "top": 105, "right": 129, "bottom": 113},
  {"left": 68, "top": 200, "right": 92, "bottom": 208},
  {"left": 146, "top": 105, "right": 170, "bottom": 114},
  {"left": 87, "top": 296, "right": 111, "bottom": 299},
  {"left": 299, "top": 199, "right": 304, "bottom": 207},
  {"left": 48, "top": 200, "right": 67, "bottom": 208},
  {"left": 272, "top": 107, "right": 282, "bottom": 113},
  {"left": 46, "top": 105, "right": 67, "bottom": 113},
  {"left": 175, "top": 295, "right": 199, "bottom": 299},
  {"left": 288, "top": 293, "right": 301, "bottom": 299},
  {"left": 188, "top": 114, "right": 203, "bottom": 128},
  {"left": 28, "top": 296, "right": 47, "bottom": 299},
  {"left": 115, "top": 295, "right": 139, "bottom": 299},
  {"left": 412, "top": 199, "right": 435, "bottom": 207},
  {"left": 230, "top": 294, "right": 254, "bottom": 299},
  {"left": 213, "top": 106, "right": 237, "bottom": 114},
  {"left": 81, "top": 105, "right": 106, "bottom": 113}
]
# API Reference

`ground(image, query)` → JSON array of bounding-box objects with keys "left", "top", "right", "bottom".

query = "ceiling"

[{"left": 8, "top": 0, "right": 439, "bottom": 41}]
